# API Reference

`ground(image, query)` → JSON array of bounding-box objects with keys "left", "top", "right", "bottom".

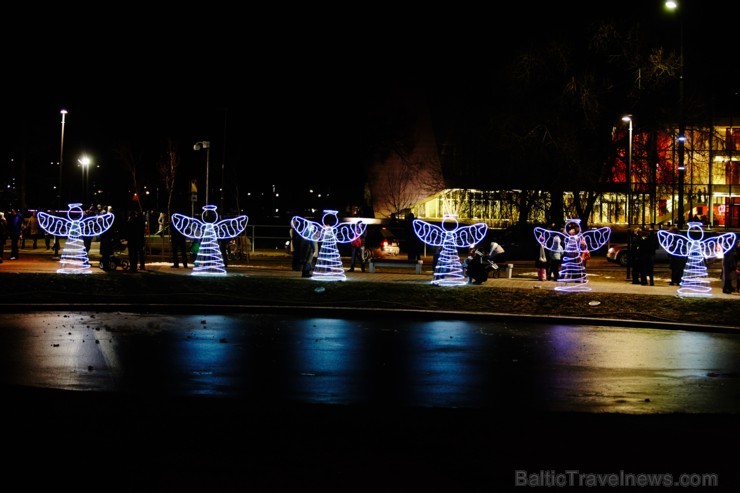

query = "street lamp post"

[
  {"left": 78, "top": 155, "right": 91, "bottom": 205},
  {"left": 666, "top": 1, "right": 685, "bottom": 228},
  {"left": 58, "top": 109, "right": 67, "bottom": 211},
  {"left": 622, "top": 115, "right": 633, "bottom": 280},
  {"left": 194, "top": 141, "right": 211, "bottom": 205}
]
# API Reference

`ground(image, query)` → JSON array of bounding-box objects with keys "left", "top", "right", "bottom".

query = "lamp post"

[
  {"left": 622, "top": 115, "right": 633, "bottom": 280},
  {"left": 78, "top": 155, "right": 91, "bottom": 205},
  {"left": 58, "top": 109, "right": 67, "bottom": 211},
  {"left": 666, "top": 1, "right": 685, "bottom": 228},
  {"left": 194, "top": 141, "right": 211, "bottom": 205}
]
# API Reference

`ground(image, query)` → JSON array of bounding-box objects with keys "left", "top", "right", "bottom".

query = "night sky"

[{"left": 4, "top": 2, "right": 736, "bottom": 216}]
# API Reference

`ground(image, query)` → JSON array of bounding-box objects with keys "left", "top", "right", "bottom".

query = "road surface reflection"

[{"left": 1, "top": 312, "right": 738, "bottom": 414}]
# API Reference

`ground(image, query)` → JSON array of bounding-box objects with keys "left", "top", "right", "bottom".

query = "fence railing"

[{"left": 144, "top": 224, "right": 292, "bottom": 259}]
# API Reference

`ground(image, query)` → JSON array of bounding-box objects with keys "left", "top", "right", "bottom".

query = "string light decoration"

[
  {"left": 291, "top": 210, "right": 365, "bottom": 282},
  {"left": 657, "top": 222, "right": 736, "bottom": 297},
  {"left": 535, "top": 219, "right": 611, "bottom": 292},
  {"left": 171, "top": 205, "right": 248, "bottom": 276},
  {"left": 38, "top": 203, "right": 114, "bottom": 274},
  {"left": 413, "top": 214, "right": 488, "bottom": 286}
]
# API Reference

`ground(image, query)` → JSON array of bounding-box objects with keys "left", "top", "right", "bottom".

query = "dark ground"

[{"left": 0, "top": 271, "right": 737, "bottom": 327}]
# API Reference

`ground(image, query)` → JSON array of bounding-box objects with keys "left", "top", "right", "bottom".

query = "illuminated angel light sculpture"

[
  {"left": 291, "top": 210, "right": 365, "bottom": 282},
  {"left": 657, "top": 221, "right": 736, "bottom": 297},
  {"left": 38, "top": 203, "right": 114, "bottom": 274},
  {"left": 535, "top": 219, "right": 611, "bottom": 292},
  {"left": 171, "top": 205, "right": 248, "bottom": 276},
  {"left": 413, "top": 214, "right": 488, "bottom": 286}
]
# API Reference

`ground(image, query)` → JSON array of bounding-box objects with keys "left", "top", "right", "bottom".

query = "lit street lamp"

[
  {"left": 58, "top": 109, "right": 67, "bottom": 210},
  {"left": 666, "top": 0, "right": 685, "bottom": 228},
  {"left": 194, "top": 141, "right": 211, "bottom": 205},
  {"left": 622, "top": 115, "right": 633, "bottom": 280}
]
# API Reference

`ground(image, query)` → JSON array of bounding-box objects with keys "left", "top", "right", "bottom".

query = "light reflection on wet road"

[{"left": 1, "top": 312, "right": 739, "bottom": 414}]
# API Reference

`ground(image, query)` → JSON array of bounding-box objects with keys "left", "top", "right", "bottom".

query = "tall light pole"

[
  {"left": 78, "top": 155, "right": 91, "bottom": 205},
  {"left": 622, "top": 115, "right": 633, "bottom": 280},
  {"left": 58, "top": 109, "right": 67, "bottom": 211},
  {"left": 666, "top": 1, "right": 685, "bottom": 228},
  {"left": 194, "top": 141, "right": 211, "bottom": 205}
]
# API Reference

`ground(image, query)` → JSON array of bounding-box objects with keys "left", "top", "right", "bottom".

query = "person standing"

[
  {"left": 638, "top": 227, "right": 657, "bottom": 286},
  {"left": 348, "top": 232, "right": 366, "bottom": 272},
  {"left": 27, "top": 211, "right": 42, "bottom": 249},
  {"left": 535, "top": 238, "right": 548, "bottom": 281},
  {"left": 666, "top": 225, "right": 685, "bottom": 286},
  {"left": 547, "top": 235, "right": 563, "bottom": 281},
  {"left": 98, "top": 207, "right": 116, "bottom": 271},
  {"left": 298, "top": 234, "right": 317, "bottom": 278},
  {"left": 722, "top": 239, "right": 738, "bottom": 294},
  {"left": 630, "top": 227, "right": 643, "bottom": 285},
  {"left": 125, "top": 210, "right": 146, "bottom": 272},
  {"left": 405, "top": 212, "right": 422, "bottom": 262},
  {"left": 170, "top": 215, "right": 189, "bottom": 268},
  {"left": 7, "top": 209, "right": 23, "bottom": 260}
]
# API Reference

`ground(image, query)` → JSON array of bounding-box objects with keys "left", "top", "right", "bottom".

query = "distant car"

[
  {"left": 364, "top": 225, "right": 400, "bottom": 258},
  {"left": 607, "top": 243, "right": 664, "bottom": 266},
  {"left": 491, "top": 224, "right": 542, "bottom": 261}
]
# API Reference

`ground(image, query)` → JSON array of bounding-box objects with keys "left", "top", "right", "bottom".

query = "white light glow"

[
  {"left": 535, "top": 219, "right": 611, "bottom": 292},
  {"left": 413, "top": 214, "right": 488, "bottom": 286},
  {"left": 38, "top": 203, "right": 114, "bottom": 274},
  {"left": 291, "top": 210, "right": 365, "bottom": 282},
  {"left": 172, "top": 205, "right": 248, "bottom": 276},
  {"left": 658, "top": 222, "right": 736, "bottom": 297}
]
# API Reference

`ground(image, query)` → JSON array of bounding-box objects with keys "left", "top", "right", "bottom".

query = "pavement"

[{"left": 4, "top": 241, "right": 738, "bottom": 299}]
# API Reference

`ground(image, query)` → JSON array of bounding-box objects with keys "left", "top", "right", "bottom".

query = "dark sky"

[{"left": 5, "top": 2, "right": 736, "bottom": 214}]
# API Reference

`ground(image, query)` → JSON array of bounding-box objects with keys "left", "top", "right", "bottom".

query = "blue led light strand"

[
  {"left": 413, "top": 214, "right": 488, "bottom": 286},
  {"left": 171, "top": 205, "right": 248, "bottom": 276},
  {"left": 535, "top": 219, "right": 611, "bottom": 292},
  {"left": 291, "top": 210, "right": 365, "bottom": 282},
  {"left": 657, "top": 222, "right": 736, "bottom": 297},
  {"left": 38, "top": 203, "right": 114, "bottom": 274}
]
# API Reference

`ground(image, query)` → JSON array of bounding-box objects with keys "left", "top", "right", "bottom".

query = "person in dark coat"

[
  {"left": 125, "top": 210, "right": 146, "bottom": 272},
  {"left": 7, "top": 209, "right": 23, "bottom": 260},
  {"left": 298, "top": 234, "right": 316, "bottom": 278},
  {"left": 170, "top": 214, "right": 189, "bottom": 268}
]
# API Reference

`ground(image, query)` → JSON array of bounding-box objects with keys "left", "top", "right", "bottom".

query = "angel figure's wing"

[
  {"left": 657, "top": 230, "right": 689, "bottom": 257},
  {"left": 534, "top": 227, "right": 568, "bottom": 251},
  {"left": 291, "top": 216, "right": 323, "bottom": 242},
  {"left": 582, "top": 226, "right": 612, "bottom": 251},
  {"left": 215, "top": 215, "right": 249, "bottom": 239},
  {"left": 413, "top": 219, "right": 445, "bottom": 247},
  {"left": 454, "top": 223, "right": 488, "bottom": 247},
  {"left": 81, "top": 212, "right": 114, "bottom": 236},
  {"left": 334, "top": 221, "right": 366, "bottom": 243},
  {"left": 37, "top": 212, "right": 71, "bottom": 236},
  {"left": 700, "top": 232, "right": 737, "bottom": 258},
  {"left": 172, "top": 213, "right": 205, "bottom": 239}
]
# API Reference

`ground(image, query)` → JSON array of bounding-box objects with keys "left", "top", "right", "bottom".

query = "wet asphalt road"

[{"left": 3, "top": 310, "right": 740, "bottom": 492}]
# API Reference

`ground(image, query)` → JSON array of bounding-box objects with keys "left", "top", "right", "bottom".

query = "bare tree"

[
  {"left": 114, "top": 141, "right": 144, "bottom": 213},
  {"left": 375, "top": 149, "right": 445, "bottom": 219},
  {"left": 157, "top": 139, "right": 179, "bottom": 217}
]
